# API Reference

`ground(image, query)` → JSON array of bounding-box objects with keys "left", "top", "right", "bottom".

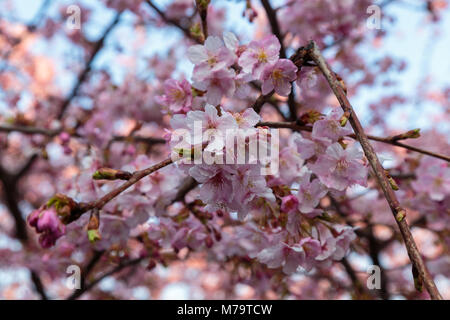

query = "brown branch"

[
  {"left": 30, "top": 270, "right": 49, "bottom": 300},
  {"left": 367, "top": 226, "right": 390, "bottom": 300},
  {"left": 307, "top": 40, "right": 442, "bottom": 300},
  {"left": 340, "top": 258, "right": 371, "bottom": 299},
  {"left": 0, "top": 124, "right": 60, "bottom": 136},
  {"left": 0, "top": 124, "right": 166, "bottom": 147},
  {"left": 260, "top": 0, "right": 286, "bottom": 59},
  {"left": 66, "top": 257, "right": 144, "bottom": 300},
  {"left": 75, "top": 157, "right": 174, "bottom": 219},
  {"left": 146, "top": 0, "right": 199, "bottom": 43},
  {"left": 56, "top": 12, "right": 122, "bottom": 119},
  {"left": 260, "top": 0, "right": 300, "bottom": 120},
  {"left": 80, "top": 250, "right": 105, "bottom": 290}
]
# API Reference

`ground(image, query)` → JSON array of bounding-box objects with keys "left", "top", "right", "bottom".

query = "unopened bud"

[
  {"left": 385, "top": 171, "right": 400, "bottom": 191},
  {"left": 340, "top": 111, "right": 350, "bottom": 127},
  {"left": 87, "top": 229, "right": 101, "bottom": 243},
  {"left": 93, "top": 168, "right": 132, "bottom": 181},
  {"left": 205, "top": 236, "right": 214, "bottom": 248},
  {"left": 146, "top": 260, "right": 157, "bottom": 271},
  {"left": 195, "top": 0, "right": 210, "bottom": 11},
  {"left": 189, "top": 23, "right": 204, "bottom": 43},
  {"left": 391, "top": 128, "right": 421, "bottom": 141},
  {"left": 46, "top": 193, "right": 79, "bottom": 224},
  {"left": 87, "top": 209, "right": 101, "bottom": 243},
  {"left": 395, "top": 208, "right": 406, "bottom": 222},
  {"left": 299, "top": 110, "right": 322, "bottom": 124}
]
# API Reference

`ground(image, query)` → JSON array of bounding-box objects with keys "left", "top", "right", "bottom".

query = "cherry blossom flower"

[
  {"left": 412, "top": 157, "right": 450, "bottom": 201},
  {"left": 233, "top": 108, "right": 260, "bottom": 129},
  {"left": 296, "top": 172, "right": 328, "bottom": 213},
  {"left": 28, "top": 206, "right": 66, "bottom": 248},
  {"left": 261, "top": 59, "right": 298, "bottom": 96},
  {"left": 157, "top": 78, "right": 192, "bottom": 113},
  {"left": 229, "top": 164, "right": 276, "bottom": 219},
  {"left": 187, "top": 36, "right": 236, "bottom": 73},
  {"left": 312, "top": 108, "right": 353, "bottom": 142},
  {"left": 189, "top": 164, "right": 236, "bottom": 211},
  {"left": 238, "top": 35, "right": 280, "bottom": 78},
  {"left": 281, "top": 195, "right": 299, "bottom": 214},
  {"left": 257, "top": 237, "right": 321, "bottom": 274},
  {"left": 192, "top": 68, "right": 236, "bottom": 105},
  {"left": 310, "top": 143, "right": 368, "bottom": 191},
  {"left": 291, "top": 132, "right": 331, "bottom": 160}
]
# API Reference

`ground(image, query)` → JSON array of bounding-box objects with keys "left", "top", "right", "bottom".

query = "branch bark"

[{"left": 307, "top": 40, "right": 442, "bottom": 300}]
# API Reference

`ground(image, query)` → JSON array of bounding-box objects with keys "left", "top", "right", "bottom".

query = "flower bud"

[
  {"left": 93, "top": 168, "right": 132, "bottom": 180},
  {"left": 280, "top": 195, "right": 298, "bottom": 214}
]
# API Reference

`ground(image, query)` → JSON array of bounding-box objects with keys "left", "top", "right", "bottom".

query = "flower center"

[
  {"left": 170, "top": 89, "right": 185, "bottom": 101},
  {"left": 257, "top": 49, "right": 268, "bottom": 63},
  {"left": 336, "top": 158, "right": 349, "bottom": 172},
  {"left": 208, "top": 56, "right": 217, "bottom": 66},
  {"left": 434, "top": 177, "right": 443, "bottom": 187},
  {"left": 272, "top": 69, "right": 284, "bottom": 83}
]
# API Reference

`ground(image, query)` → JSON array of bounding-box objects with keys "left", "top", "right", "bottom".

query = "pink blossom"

[
  {"left": 157, "top": 79, "right": 192, "bottom": 113},
  {"left": 187, "top": 36, "right": 235, "bottom": 73},
  {"left": 261, "top": 59, "right": 298, "bottom": 96},
  {"left": 172, "top": 225, "right": 208, "bottom": 251},
  {"left": 310, "top": 143, "right": 368, "bottom": 191},
  {"left": 332, "top": 225, "right": 357, "bottom": 260},
  {"left": 257, "top": 237, "right": 321, "bottom": 274},
  {"left": 281, "top": 195, "right": 299, "bottom": 214},
  {"left": 238, "top": 35, "right": 280, "bottom": 78},
  {"left": 184, "top": 104, "right": 237, "bottom": 152},
  {"left": 229, "top": 165, "right": 276, "bottom": 219},
  {"left": 412, "top": 157, "right": 450, "bottom": 201},
  {"left": 192, "top": 68, "right": 236, "bottom": 105},
  {"left": 233, "top": 108, "right": 260, "bottom": 129},
  {"left": 312, "top": 108, "right": 353, "bottom": 142},
  {"left": 296, "top": 173, "right": 328, "bottom": 213},
  {"left": 189, "top": 164, "right": 236, "bottom": 211},
  {"left": 233, "top": 72, "right": 252, "bottom": 99},
  {"left": 292, "top": 132, "right": 331, "bottom": 160},
  {"left": 28, "top": 206, "right": 66, "bottom": 248}
]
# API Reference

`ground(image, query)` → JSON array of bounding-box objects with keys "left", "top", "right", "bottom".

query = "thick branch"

[{"left": 307, "top": 41, "right": 442, "bottom": 300}]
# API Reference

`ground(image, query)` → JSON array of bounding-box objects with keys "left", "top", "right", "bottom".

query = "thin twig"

[
  {"left": 75, "top": 157, "right": 174, "bottom": 220},
  {"left": 56, "top": 13, "right": 122, "bottom": 119},
  {"left": 66, "top": 257, "right": 144, "bottom": 300},
  {"left": 256, "top": 121, "right": 450, "bottom": 162}
]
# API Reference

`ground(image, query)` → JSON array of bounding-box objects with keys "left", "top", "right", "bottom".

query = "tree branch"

[
  {"left": 307, "top": 40, "right": 442, "bottom": 300},
  {"left": 56, "top": 12, "right": 122, "bottom": 119},
  {"left": 256, "top": 121, "right": 450, "bottom": 162},
  {"left": 66, "top": 257, "right": 144, "bottom": 300},
  {"left": 30, "top": 270, "right": 49, "bottom": 300}
]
